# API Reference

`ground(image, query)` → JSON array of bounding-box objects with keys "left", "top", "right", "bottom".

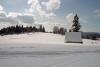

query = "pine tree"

[
  {"left": 42, "top": 26, "right": 45, "bottom": 32},
  {"left": 71, "top": 14, "right": 81, "bottom": 32},
  {"left": 39, "top": 25, "right": 43, "bottom": 32}
]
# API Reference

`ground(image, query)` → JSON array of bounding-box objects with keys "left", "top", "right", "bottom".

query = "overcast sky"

[{"left": 0, "top": 0, "right": 100, "bottom": 32}]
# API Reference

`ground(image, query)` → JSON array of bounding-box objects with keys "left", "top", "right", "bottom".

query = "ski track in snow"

[{"left": 0, "top": 44, "right": 100, "bottom": 67}]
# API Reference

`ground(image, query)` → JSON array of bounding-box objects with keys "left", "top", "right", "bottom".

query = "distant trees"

[
  {"left": 0, "top": 24, "right": 67, "bottom": 36},
  {"left": 59, "top": 27, "right": 67, "bottom": 35},
  {"left": 53, "top": 26, "right": 67, "bottom": 35},
  {"left": 91, "top": 35, "right": 97, "bottom": 40},
  {"left": 39, "top": 25, "right": 45, "bottom": 32},
  {"left": 82, "top": 32, "right": 97, "bottom": 40},
  {"left": 71, "top": 14, "right": 81, "bottom": 32},
  {"left": 53, "top": 26, "right": 59, "bottom": 34},
  {"left": 42, "top": 26, "right": 45, "bottom": 32},
  {"left": 0, "top": 25, "right": 45, "bottom": 36}
]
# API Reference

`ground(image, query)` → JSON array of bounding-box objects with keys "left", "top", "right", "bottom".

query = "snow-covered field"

[{"left": 0, "top": 32, "right": 100, "bottom": 67}]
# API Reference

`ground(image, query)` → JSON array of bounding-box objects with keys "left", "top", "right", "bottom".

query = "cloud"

[
  {"left": 0, "top": 4, "right": 35, "bottom": 29},
  {"left": 0, "top": 5, "right": 15, "bottom": 24},
  {"left": 27, "top": 0, "right": 47, "bottom": 18},
  {"left": 66, "top": 13, "right": 74, "bottom": 22},
  {"left": 0, "top": 5, "right": 16, "bottom": 26},
  {"left": 0, "top": 10, "right": 34, "bottom": 29},
  {"left": 0, "top": 12, "right": 18, "bottom": 25},
  {"left": 0, "top": 5, "right": 6, "bottom": 17},
  {"left": 17, "top": 15, "right": 34, "bottom": 23},
  {"left": 0, "top": 12, "right": 6, "bottom": 17},
  {"left": 94, "top": 9, "right": 100, "bottom": 17},
  {"left": 80, "top": 18, "right": 88, "bottom": 23},
  {"left": 27, "top": 0, "right": 42, "bottom": 13},
  {"left": 42, "top": 0, "right": 61, "bottom": 12},
  {"left": 94, "top": 9, "right": 100, "bottom": 13},
  {"left": 66, "top": 13, "right": 74, "bottom": 30},
  {"left": 0, "top": 0, "right": 61, "bottom": 30},
  {"left": 7, "top": 12, "right": 22, "bottom": 18},
  {"left": 0, "top": 5, "right": 3, "bottom": 11},
  {"left": 0, "top": 5, "right": 34, "bottom": 23},
  {"left": 27, "top": 0, "right": 61, "bottom": 19},
  {"left": 0, "top": 17, "right": 18, "bottom": 24},
  {"left": 0, "top": 14, "right": 18, "bottom": 29},
  {"left": 26, "top": 0, "right": 62, "bottom": 30}
]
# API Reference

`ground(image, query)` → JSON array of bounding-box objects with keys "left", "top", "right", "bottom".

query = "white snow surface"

[{"left": 0, "top": 32, "right": 100, "bottom": 67}]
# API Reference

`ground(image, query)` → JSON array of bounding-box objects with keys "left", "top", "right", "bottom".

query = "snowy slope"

[
  {"left": 0, "top": 33, "right": 100, "bottom": 67},
  {"left": 0, "top": 32, "right": 65, "bottom": 44},
  {"left": 0, "top": 32, "right": 99, "bottom": 45}
]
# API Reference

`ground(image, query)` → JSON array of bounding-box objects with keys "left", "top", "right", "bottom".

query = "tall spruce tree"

[{"left": 71, "top": 14, "right": 81, "bottom": 32}]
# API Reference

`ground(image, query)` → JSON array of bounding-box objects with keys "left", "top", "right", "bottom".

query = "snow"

[
  {"left": 0, "top": 32, "right": 65, "bottom": 44},
  {"left": 0, "top": 32, "right": 100, "bottom": 67}
]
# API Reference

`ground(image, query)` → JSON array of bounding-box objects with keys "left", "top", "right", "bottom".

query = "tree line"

[
  {"left": 0, "top": 25, "right": 45, "bottom": 36},
  {"left": 53, "top": 26, "right": 67, "bottom": 35},
  {"left": 0, "top": 24, "right": 67, "bottom": 36}
]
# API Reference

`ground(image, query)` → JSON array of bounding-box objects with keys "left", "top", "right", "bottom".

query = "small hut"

[{"left": 65, "top": 32, "right": 82, "bottom": 43}]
